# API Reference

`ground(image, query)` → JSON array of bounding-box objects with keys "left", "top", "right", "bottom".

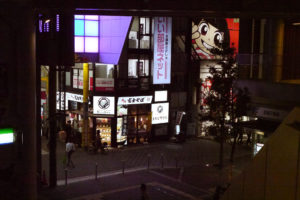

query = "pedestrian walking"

[
  {"left": 66, "top": 138, "right": 76, "bottom": 169},
  {"left": 140, "top": 183, "right": 150, "bottom": 200}
]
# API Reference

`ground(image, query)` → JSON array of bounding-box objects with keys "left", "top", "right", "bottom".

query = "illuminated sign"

[
  {"left": 0, "top": 128, "right": 14, "bottom": 145},
  {"left": 154, "top": 90, "right": 168, "bottom": 102},
  {"left": 65, "top": 92, "right": 84, "bottom": 110},
  {"left": 153, "top": 17, "right": 172, "bottom": 84},
  {"left": 152, "top": 103, "right": 169, "bottom": 124},
  {"left": 118, "top": 96, "right": 152, "bottom": 105},
  {"left": 56, "top": 92, "right": 65, "bottom": 110},
  {"left": 93, "top": 96, "right": 115, "bottom": 115},
  {"left": 192, "top": 18, "right": 239, "bottom": 60}
]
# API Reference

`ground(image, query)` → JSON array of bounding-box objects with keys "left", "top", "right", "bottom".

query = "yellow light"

[{"left": 292, "top": 22, "right": 300, "bottom": 26}]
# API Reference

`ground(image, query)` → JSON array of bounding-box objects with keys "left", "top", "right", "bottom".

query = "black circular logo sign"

[
  {"left": 98, "top": 97, "right": 110, "bottom": 109},
  {"left": 157, "top": 105, "right": 163, "bottom": 113}
]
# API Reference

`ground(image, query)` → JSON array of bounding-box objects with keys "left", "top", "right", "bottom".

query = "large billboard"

[
  {"left": 153, "top": 17, "right": 172, "bottom": 84},
  {"left": 192, "top": 18, "right": 239, "bottom": 60}
]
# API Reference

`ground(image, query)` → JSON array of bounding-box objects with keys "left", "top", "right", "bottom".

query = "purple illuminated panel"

[{"left": 99, "top": 16, "right": 132, "bottom": 64}]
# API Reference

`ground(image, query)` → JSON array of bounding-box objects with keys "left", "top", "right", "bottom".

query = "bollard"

[
  {"left": 122, "top": 160, "right": 125, "bottom": 175},
  {"left": 147, "top": 154, "right": 151, "bottom": 170},
  {"left": 161, "top": 153, "right": 164, "bottom": 169},
  {"left": 64, "top": 169, "right": 68, "bottom": 186},
  {"left": 95, "top": 162, "right": 98, "bottom": 180}
]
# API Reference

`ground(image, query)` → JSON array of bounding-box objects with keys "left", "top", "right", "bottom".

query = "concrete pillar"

[
  {"left": 272, "top": 19, "right": 285, "bottom": 82},
  {"left": 16, "top": 8, "right": 37, "bottom": 199}
]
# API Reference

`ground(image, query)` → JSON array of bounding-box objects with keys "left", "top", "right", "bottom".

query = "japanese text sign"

[{"left": 153, "top": 17, "right": 172, "bottom": 84}]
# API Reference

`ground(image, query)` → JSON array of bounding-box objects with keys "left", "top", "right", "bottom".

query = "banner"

[{"left": 153, "top": 17, "right": 172, "bottom": 84}]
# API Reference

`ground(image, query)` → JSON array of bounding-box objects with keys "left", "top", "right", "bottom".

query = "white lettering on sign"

[
  {"left": 153, "top": 17, "right": 172, "bottom": 84},
  {"left": 118, "top": 96, "right": 153, "bottom": 105}
]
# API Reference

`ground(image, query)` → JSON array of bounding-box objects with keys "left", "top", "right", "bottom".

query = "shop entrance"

[
  {"left": 96, "top": 118, "right": 112, "bottom": 146},
  {"left": 126, "top": 105, "right": 151, "bottom": 145}
]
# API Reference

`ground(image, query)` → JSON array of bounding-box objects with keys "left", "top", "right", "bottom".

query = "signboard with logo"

[
  {"left": 152, "top": 103, "right": 169, "bottom": 124},
  {"left": 153, "top": 17, "right": 172, "bottom": 84},
  {"left": 93, "top": 96, "right": 115, "bottom": 115},
  {"left": 154, "top": 90, "right": 168, "bottom": 102},
  {"left": 95, "top": 78, "right": 114, "bottom": 91},
  {"left": 118, "top": 96, "right": 152, "bottom": 105}
]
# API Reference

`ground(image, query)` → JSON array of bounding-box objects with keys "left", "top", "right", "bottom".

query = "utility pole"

[{"left": 82, "top": 63, "right": 89, "bottom": 148}]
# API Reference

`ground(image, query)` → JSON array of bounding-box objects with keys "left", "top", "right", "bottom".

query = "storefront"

[{"left": 116, "top": 96, "right": 152, "bottom": 145}]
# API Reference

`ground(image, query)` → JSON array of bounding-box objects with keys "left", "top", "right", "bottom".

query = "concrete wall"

[{"left": 221, "top": 107, "right": 300, "bottom": 200}]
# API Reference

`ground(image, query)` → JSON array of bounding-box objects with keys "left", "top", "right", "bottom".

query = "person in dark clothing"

[
  {"left": 140, "top": 183, "right": 150, "bottom": 200},
  {"left": 94, "top": 130, "right": 101, "bottom": 153}
]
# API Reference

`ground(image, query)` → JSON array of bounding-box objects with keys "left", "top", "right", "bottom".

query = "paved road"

[
  {"left": 42, "top": 139, "right": 251, "bottom": 186},
  {"left": 39, "top": 166, "right": 230, "bottom": 200},
  {"left": 41, "top": 137, "right": 252, "bottom": 184}
]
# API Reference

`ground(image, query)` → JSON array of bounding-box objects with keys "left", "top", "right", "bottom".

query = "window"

[
  {"left": 74, "top": 15, "right": 99, "bottom": 53},
  {"left": 95, "top": 63, "right": 115, "bottom": 91},
  {"left": 128, "top": 58, "right": 150, "bottom": 78},
  {"left": 72, "top": 63, "right": 93, "bottom": 90},
  {"left": 128, "top": 17, "right": 151, "bottom": 49},
  {"left": 66, "top": 71, "right": 71, "bottom": 86}
]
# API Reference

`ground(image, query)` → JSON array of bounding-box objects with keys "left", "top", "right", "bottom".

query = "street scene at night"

[
  {"left": 1, "top": 0, "right": 300, "bottom": 200},
  {"left": 39, "top": 138, "right": 252, "bottom": 200}
]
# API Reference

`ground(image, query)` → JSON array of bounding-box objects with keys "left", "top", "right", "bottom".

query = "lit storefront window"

[{"left": 74, "top": 15, "right": 99, "bottom": 53}]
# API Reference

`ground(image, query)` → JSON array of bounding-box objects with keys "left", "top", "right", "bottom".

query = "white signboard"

[
  {"left": 65, "top": 92, "right": 84, "bottom": 110},
  {"left": 154, "top": 90, "right": 168, "bottom": 102},
  {"left": 153, "top": 17, "right": 172, "bottom": 84},
  {"left": 118, "top": 96, "right": 152, "bottom": 105},
  {"left": 93, "top": 96, "right": 115, "bottom": 115},
  {"left": 152, "top": 103, "right": 169, "bottom": 124}
]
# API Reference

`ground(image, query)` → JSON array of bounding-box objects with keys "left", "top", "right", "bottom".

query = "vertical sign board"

[{"left": 153, "top": 17, "right": 172, "bottom": 84}]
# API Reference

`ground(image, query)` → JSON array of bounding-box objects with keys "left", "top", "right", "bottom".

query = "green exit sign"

[{"left": 0, "top": 128, "right": 14, "bottom": 145}]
